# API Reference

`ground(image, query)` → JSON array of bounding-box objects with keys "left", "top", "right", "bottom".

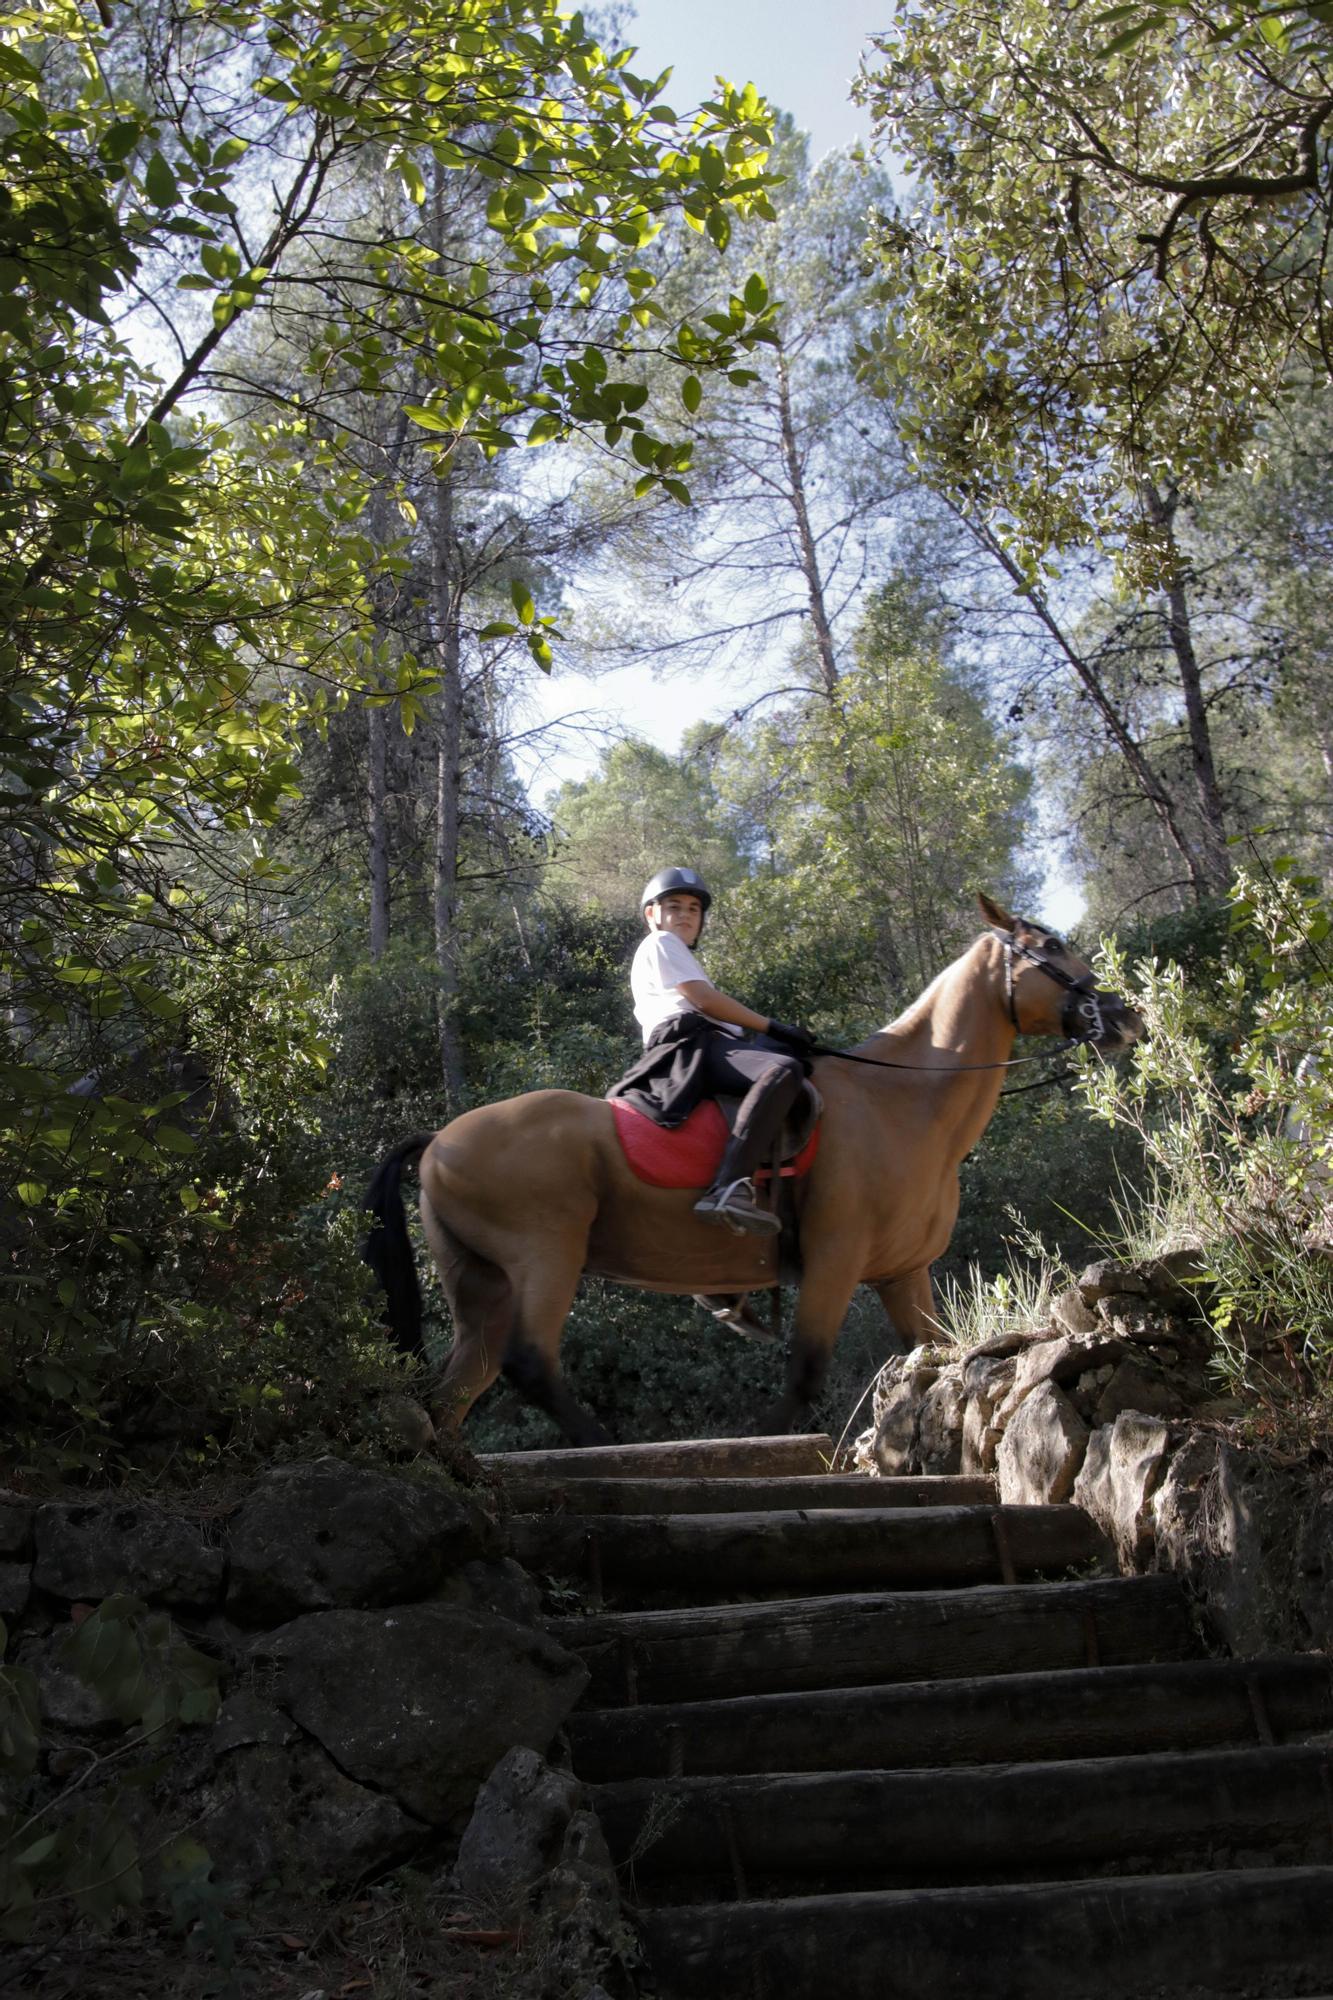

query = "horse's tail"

[{"left": 361, "top": 1133, "right": 436, "bottom": 1357}]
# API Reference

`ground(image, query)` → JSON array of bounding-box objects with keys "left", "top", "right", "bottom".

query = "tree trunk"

[
  {"left": 1142, "top": 482, "right": 1232, "bottom": 893},
  {"left": 776, "top": 344, "right": 839, "bottom": 696},
  {"left": 366, "top": 431, "right": 408, "bottom": 961},
  {"left": 367, "top": 701, "right": 390, "bottom": 961},
  {"left": 431, "top": 468, "right": 467, "bottom": 1108}
]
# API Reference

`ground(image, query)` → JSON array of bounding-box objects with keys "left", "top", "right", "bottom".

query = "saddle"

[{"left": 610, "top": 1081, "right": 822, "bottom": 1190}]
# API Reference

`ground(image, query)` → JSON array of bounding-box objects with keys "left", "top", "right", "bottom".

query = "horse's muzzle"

[{"left": 1064, "top": 989, "right": 1145, "bottom": 1053}]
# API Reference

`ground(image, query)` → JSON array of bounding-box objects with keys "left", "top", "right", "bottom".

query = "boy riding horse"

[{"left": 608, "top": 866, "right": 816, "bottom": 1236}]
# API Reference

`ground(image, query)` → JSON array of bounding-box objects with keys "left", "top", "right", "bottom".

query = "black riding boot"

[{"left": 694, "top": 1054, "right": 804, "bottom": 1236}]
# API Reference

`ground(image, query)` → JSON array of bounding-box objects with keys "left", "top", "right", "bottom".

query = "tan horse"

[{"left": 363, "top": 895, "right": 1143, "bottom": 1445}]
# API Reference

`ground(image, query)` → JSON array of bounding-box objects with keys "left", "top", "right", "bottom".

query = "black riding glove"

[{"left": 766, "top": 1019, "right": 818, "bottom": 1054}]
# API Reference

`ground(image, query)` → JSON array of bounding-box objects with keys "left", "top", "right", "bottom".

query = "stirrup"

[
  {"left": 693, "top": 1177, "right": 782, "bottom": 1236},
  {"left": 694, "top": 1293, "right": 776, "bottom": 1341}
]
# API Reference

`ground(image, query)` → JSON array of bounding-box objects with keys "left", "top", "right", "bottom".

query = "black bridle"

[{"left": 996, "top": 929, "right": 1111, "bottom": 1045}]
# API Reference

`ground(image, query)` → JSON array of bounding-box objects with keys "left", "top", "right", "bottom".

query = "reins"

[
  {"left": 809, "top": 1041, "right": 1068, "bottom": 1074},
  {"left": 805, "top": 930, "right": 1104, "bottom": 1089}
]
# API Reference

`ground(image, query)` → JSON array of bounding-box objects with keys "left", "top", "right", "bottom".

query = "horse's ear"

[{"left": 977, "top": 891, "right": 1016, "bottom": 932}]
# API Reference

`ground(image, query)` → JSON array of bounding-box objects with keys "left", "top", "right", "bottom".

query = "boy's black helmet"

[{"left": 641, "top": 866, "right": 712, "bottom": 913}]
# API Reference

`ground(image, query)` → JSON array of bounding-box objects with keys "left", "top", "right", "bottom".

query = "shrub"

[{"left": 1078, "top": 860, "right": 1333, "bottom": 1444}]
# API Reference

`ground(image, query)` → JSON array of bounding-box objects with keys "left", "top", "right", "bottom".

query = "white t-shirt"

[{"left": 630, "top": 930, "right": 741, "bottom": 1045}]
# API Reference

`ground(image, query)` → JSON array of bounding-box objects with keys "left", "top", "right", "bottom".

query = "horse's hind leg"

[
  {"left": 504, "top": 1249, "right": 611, "bottom": 1449},
  {"left": 873, "top": 1267, "right": 935, "bottom": 1352},
  {"left": 419, "top": 1200, "right": 512, "bottom": 1432}
]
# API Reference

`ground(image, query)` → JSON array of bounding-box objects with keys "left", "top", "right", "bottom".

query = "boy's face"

[{"left": 646, "top": 892, "right": 704, "bottom": 948}]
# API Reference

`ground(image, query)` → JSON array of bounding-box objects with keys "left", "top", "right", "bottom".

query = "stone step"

[
  {"left": 596, "top": 1744, "right": 1333, "bottom": 1896},
  {"left": 558, "top": 1574, "right": 1197, "bottom": 1706},
  {"left": 495, "top": 1472, "right": 997, "bottom": 1515},
  {"left": 568, "top": 1655, "right": 1333, "bottom": 1781},
  {"left": 513, "top": 1504, "right": 1108, "bottom": 1602},
  {"left": 637, "top": 1866, "right": 1333, "bottom": 1999},
  {"left": 478, "top": 1434, "right": 833, "bottom": 1481}
]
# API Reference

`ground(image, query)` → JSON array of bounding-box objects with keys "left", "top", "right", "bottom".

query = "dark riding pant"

[{"left": 697, "top": 1032, "right": 805, "bottom": 1187}]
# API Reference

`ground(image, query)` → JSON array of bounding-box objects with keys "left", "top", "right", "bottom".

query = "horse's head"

[{"left": 977, "top": 894, "right": 1144, "bottom": 1054}]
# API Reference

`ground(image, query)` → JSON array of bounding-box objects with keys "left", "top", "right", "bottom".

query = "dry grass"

[{"left": 8, "top": 1865, "right": 630, "bottom": 2000}]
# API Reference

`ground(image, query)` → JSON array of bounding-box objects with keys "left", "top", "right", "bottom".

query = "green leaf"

[
  {"left": 404, "top": 404, "right": 455, "bottom": 435},
  {"left": 154, "top": 1126, "right": 197, "bottom": 1156},
  {"left": 99, "top": 120, "right": 142, "bottom": 165},
  {"left": 144, "top": 152, "right": 179, "bottom": 207},
  {"left": 479, "top": 620, "right": 517, "bottom": 639},
  {"left": 743, "top": 272, "right": 768, "bottom": 313},
  {"left": 681, "top": 375, "right": 702, "bottom": 413},
  {"left": 510, "top": 579, "right": 535, "bottom": 625}
]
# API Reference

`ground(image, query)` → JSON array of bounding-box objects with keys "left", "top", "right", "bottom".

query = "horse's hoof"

[{"left": 380, "top": 1395, "right": 437, "bottom": 1453}]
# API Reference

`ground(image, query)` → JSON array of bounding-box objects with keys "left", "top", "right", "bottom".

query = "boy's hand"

[{"left": 766, "top": 1020, "right": 818, "bottom": 1054}]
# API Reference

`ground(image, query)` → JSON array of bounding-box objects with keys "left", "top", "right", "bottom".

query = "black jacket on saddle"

[
  {"left": 606, "top": 1010, "right": 722, "bottom": 1129},
  {"left": 608, "top": 1013, "right": 814, "bottom": 1133}
]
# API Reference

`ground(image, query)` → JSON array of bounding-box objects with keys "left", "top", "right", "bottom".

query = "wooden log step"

[
  {"left": 478, "top": 1434, "right": 832, "bottom": 1481},
  {"left": 494, "top": 1472, "right": 998, "bottom": 1516},
  {"left": 568, "top": 1655, "right": 1333, "bottom": 1782},
  {"left": 596, "top": 1744, "right": 1333, "bottom": 1895},
  {"left": 637, "top": 1866, "right": 1333, "bottom": 2000},
  {"left": 512, "top": 1504, "right": 1108, "bottom": 1599},
  {"left": 558, "top": 1575, "right": 1196, "bottom": 1706}
]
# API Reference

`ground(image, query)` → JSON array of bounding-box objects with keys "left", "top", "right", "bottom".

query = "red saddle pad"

[{"left": 610, "top": 1097, "right": 821, "bottom": 1190}]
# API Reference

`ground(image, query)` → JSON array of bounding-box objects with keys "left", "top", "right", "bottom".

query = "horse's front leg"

[
  {"left": 760, "top": 1250, "right": 862, "bottom": 1435},
  {"left": 872, "top": 1266, "right": 936, "bottom": 1353}
]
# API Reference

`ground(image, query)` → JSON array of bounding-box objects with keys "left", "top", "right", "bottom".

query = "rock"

[
  {"left": 0, "top": 1493, "right": 34, "bottom": 1559},
  {"left": 1049, "top": 1287, "right": 1100, "bottom": 1336},
  {"left": 960, "top": 1353, "right": 1016, "bottom": 1411},
  {"left": 17, "top": 1630, "right": 120, "bottom": 1731},
  {"left": 871, "top": 1348, "right": 938, "bottom": 1420},
  {"left": 959, "top": 1354, "right": 1015, "bottom": 1473},
  {"left": 33, "top": 1502, "right": 225, "bottom": 1608},
  {"left": 996, "top": 1382, "right": 1089, "bottom": 1506},
  {"left": 1076, "top": 1259, "right": 1152, "bottom": 1305},
  {"left": 1090, "top": 1358, "right": 1187, "bottom": 1427},
  {"left": 1139, "top": 1247, "right": 1211, "bottom": 1296},
  {"left": 1010, "top": 1332, "right": 1127, "bottom": 1404},
  {"left": 254, "top": 1602, "right": 588, "bottom": 1827},
  {"left": 435, "top": 1558, "right": 542, "bottom": 1627},
  {"left": 226, "top": 1458, "right": 490, "bottom": 1623},
  {"left": 0, "top": 1562, "right": 30, "bottom": 1622},
  {"left": 961, "top": 1413, "right": 1005, "bottom": 1473},
  {"left": 1153, "top": 1436, "right": 1310, "bottom": 1655},
  {"left": 961, "top": 1330, "right": 1036, "bottom": 1360},
  {"left": 1073, "top": 1413, "right": 1173, "bottom": 1569},
  {"left": 872, "top": 1385, "right": 924, "bottom": 1475},
  {"left": 915, "top": 1371, "right": 965, "bottom": 1475},
  {"left": 1152, "top": 1433, "right": 1223, "bottom": 1573},
  {"left": 455, "top": 1746, "right": 583, "bottom": 1916},
  {"left": 533, "top": 1804, "right": 625, "bottom": 1993},
  {"left": 870, "top": 1348, "right": 942, "bottom": 1474},
  {"left": 211, "top": 1690, "right": 296, "bottom": 1757},
  {"left": 1078, "top": 1252, "right": 1209, "bottom": 1308},
  {"left": 1295, "top": 1483, "right": 1333, "bottom": 1652},
  {"left": 195, "top": 1737, "right": 424, "bottom": 1891}
]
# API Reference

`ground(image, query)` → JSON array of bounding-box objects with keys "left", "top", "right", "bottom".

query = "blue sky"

[{"left": 622, "top": 0, "right": 884, "bottom": 159}]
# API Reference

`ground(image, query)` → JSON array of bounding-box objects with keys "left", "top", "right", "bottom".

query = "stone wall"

[
  {"left": 1, "top": 1456, "right": 624, "bottom": 1989},
  {"left": 852, "top": 1255, "right": 1333, "bottom": 1658}
]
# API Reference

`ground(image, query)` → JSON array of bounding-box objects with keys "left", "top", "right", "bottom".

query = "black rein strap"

[{"left": 805, "top": 930, "right": 1095, "bottom": 1084}]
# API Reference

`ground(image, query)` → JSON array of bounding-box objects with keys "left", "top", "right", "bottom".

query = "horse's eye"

[{"left": 1043, "top": 935, "right": 1064, "bottom": 953}]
